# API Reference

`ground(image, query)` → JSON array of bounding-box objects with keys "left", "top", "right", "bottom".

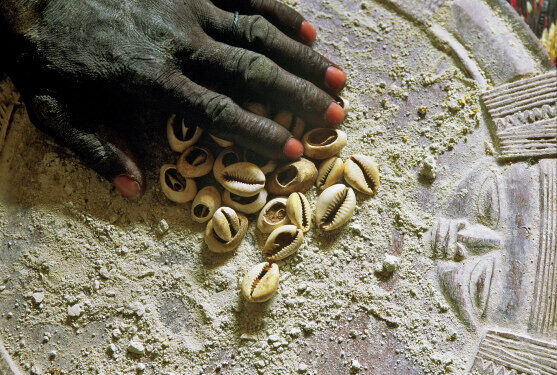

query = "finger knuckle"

[
  {"left": 204, "top": 94, "right": 236, "bottom": 124},
  {"left": 245, "top": 15, "right": 272, "bottom": 44},
  {"left": 242, "top": 53, "right": 277, "bottom": 87}
]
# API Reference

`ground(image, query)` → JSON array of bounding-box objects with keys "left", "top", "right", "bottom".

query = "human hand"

[{"left": 2, "top": 0, "right": 346, "bottom": 198}]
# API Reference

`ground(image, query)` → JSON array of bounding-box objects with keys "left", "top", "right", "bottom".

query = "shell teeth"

[
  {"left": 220, "top": 162, "right": 266, "bottom": 197},
  {"left": 205, "top": 209, "right": 248, "bottom": 253},
  {"left": 286, "top": 192, "right": 311, "bottom": 232},
  {"left": 344, "top": 155, "right": 380, "bottom": 195},
  {"left": 315, "top": 184, "right": 356, "bottom": 231},
  {"left": 263, "top": 225, "right": 304, "bottom": 261},
  {"left": 241, "top": 262, "right": 280, "bottom": 302}
]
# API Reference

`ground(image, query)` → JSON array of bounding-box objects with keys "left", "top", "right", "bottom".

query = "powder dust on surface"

[{"left": 0, "top": 0, "right": 493, "bottom": 374}]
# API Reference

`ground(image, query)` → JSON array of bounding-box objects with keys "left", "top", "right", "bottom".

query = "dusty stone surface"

[{"left": 1, "top": 0, "right": 553, "bottom": 374}]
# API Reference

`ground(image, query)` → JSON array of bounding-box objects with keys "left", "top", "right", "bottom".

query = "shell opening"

[
  {"left": 193, "top": 204, "right": 210, "bottom": 218},
  {"left": 230, "top": 193, "right": 259, "bottom": 204},
  {"left": 222, "top": 210, "right": 239, "bottom": 238},
  {"left": 265, "top": 232, "right": 297, "bottom": 257},
  {"left": 186, "top": 149, "right": 208, "bottom": 166},
  {"left": 277, "top": 166, "right": 297, "bottom": 186},
  {"left": 264, "top": 202, "right": 287, "bottom": 223},
  {"left": 165, "top": 169, "right": 186, "bottom": 191},
  {"left": 299, "top": 194, "right": 309, "bottom": 228},
  {"left": 308, "top": 129, "right": 337, "bottom": 146},
  {"left": 171, "top": 117, "right": 196, "bottom": 141}
]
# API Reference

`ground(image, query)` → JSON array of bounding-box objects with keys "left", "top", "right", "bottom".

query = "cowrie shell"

[
  {"left": 286, "top": 192, "right": 311, "bottom": 232},
  {"left": 274, "top": 111, "right": 306, "bottom": 139},
  {"left": 177, "top": 146, "right": 214, "bottom": 178},
  {"left": 166, "top": 114, "right": 203, "bottom": 153},
  {"left": 205, "top": 207, "right": 248, "bottom": 253},
  {"left": 220, "top": 162, "right": 266, "bottom": 197},
  {"left": 222, "top": 189, "right": 268, "bottom": 214},
  {"left": 243, "top": 149, "right": 277, "bottom": 174},
  {"left": 160, "top": 164, "right": 197, "bottom": 203},
  {"left": 212, "top": 207, "right": 240, "bottom": 242},
  {"left": 267, "top": 158, "right": 317, "bottom": 195},
  {"left": 257, "top": 197, "right": 289, "bottom": 233},
  {"left": 241, "top": 262, "right": 280, "bottom": 302},
  {"left": 315, "top": 184, "right": 356, "bottom": 231},
  {"left": 210, "top": 134, "right": 234, "bottom": 148},
  {"left": 262, "top": 225, "right": 304, "bottom": 261},
  {"left": 302, "top": 128, "right": 347, "bottom": 159},
  {"left": 343, "top": 154, "right": 380, "bottom": 195},
  {"left": 316, "top": 157, "right": 344, "bottom": 190},
  {"left": 191, "top": 186, "right": 221, "bottom": 223},
  {"left": 214, "top": 148, "right": 242, "bottom": 184}
]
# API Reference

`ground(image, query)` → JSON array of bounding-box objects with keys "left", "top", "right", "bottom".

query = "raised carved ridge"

[
  {"left": 481, "top": 71, "right": 557, "bottom": 160},
  {"left": 529, "top": 159, "right": 557, "bottom": 335},
  {"left": 470, "top": 331, "right": 557, "bottom": 375}
]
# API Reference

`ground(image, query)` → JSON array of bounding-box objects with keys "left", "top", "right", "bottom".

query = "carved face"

[{"left": 427, "top": 158, "right": 555, "bottom": 332}]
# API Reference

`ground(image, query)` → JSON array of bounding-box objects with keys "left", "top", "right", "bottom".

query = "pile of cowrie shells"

[{"left": 159, "top": 106, "right": 381, "bottom": 303}]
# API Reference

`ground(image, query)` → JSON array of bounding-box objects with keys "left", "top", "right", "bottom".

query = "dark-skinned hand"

[{"left": 0, "top": 0, "right": 346, "bottom": 198}]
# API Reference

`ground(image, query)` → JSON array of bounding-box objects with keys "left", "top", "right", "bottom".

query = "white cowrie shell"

[
  {"left": 262, "top": 225, "right": 304, "bottom": 261},
  {"left": 205, "top": 208, "right": 248, "bottom": 253},
  {"left": 302, "top": 128, "right": 347, "bottom": 159},
  {"left": 160, "top": 164, "right": 197, "bottom": 203},
  {"left": 257, "top": 197, "right": 289, "bottom": 233},
  {"left": 177, "top": 146, "right": 214, "bottom": 178},
  {"left": 316, "top": 157, "right": 344, "bottom": 190},
  {"left": 212, "top": 207, "right": 240, "bottom": 242},
  {"left": 286, "top": 192, "right": 311, "bottom": 232},
  {"left": 243, "top": 149, "right": 277, "bottom": 174},
  {"left": 210, "top": 134, "right": 234, "bottom": 148},
  {"left": 214, "top": 148, "right": 242, "bottom": 184},
  {"left": 315, "top": 184, "right": 356, "bottom": 231},
  {"left": 274, "top": 111, "right": 305, "bottom": 139},
  {"left": 241, "top": 262, "right": 280, "bottom": 302},
  {"left": 191, "top": 186, "right": 221, "bottom": 223},
  {"left": 343, "top": 154, "right": 380, "bottom": 195},
  {"left": 222, "top": 189, "right": 268, "bottom": 214},
  {"left": 267, "top": 158, "right": 317, "bottom": 195},
  {"left": 166, "top": 114, "right": 203, "bottom": 153},
  {"left": 220, "top": 162, "right": 265, "bottom": 197}
]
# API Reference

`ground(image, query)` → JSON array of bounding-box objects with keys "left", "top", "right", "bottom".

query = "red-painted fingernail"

[
  {"left": 326, "top": 102, "right": 345, "bottom": 125},
  {"left": 283, "top": 138, "right": 304, "bottom": 159},
  {"left": 113, "top": 175, "right": 140, "bottom": 199},
  {"left": 300, "top": 21, "right": 317, "bottom": 43},
  {"left": 325, "top": 67, "right": 346, "bottom": 90}
]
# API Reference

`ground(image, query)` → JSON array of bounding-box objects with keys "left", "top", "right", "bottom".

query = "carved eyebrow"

[{"left": 457, "top": 224, "right": 503, "bottom": 251}]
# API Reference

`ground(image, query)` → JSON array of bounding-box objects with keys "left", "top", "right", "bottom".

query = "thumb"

[{"left": 27, "top": 93, "right": 144, "bottom": 199}]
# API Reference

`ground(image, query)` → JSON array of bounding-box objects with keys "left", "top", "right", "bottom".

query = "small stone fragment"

[
  {"left": 419, "top": 155, "right": 437, "bottom": 181},
  {"left": 127, "top": 340, "right": 145, "bottom": 356},
  {"left": 32, "top": 292, "right": 44, "bottom": 305},
  {"left": 67, "top": 303, "right": 83, "bottom": 317}
]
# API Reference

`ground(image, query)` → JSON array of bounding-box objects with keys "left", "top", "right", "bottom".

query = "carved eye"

[{"left": 475, "top": 173, "right": 502, "bottom": 228}]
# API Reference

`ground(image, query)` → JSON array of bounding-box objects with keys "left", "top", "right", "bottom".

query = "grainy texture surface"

[{"left": 0, "top": 0, "right": 555, "bottom": 374}]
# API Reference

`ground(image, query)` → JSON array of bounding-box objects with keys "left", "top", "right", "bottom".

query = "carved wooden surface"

[{"left": 0, "top": 0, "right": 555, "bottom": 374}]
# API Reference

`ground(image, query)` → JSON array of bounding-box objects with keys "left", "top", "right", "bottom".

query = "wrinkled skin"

[{"left": 0, "top": 0, "right": 346, "bottom": 197}]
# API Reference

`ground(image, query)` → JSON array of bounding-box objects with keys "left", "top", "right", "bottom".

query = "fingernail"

[
  {"left": 283, "top": 138, "right": 304, "bottom": 159},
  {"left": 113, "top": 175, "right": 140, "bottom": 199},
  {"left": 326, "top": 102, "right": 345, "bottom": 125},
  {"left": 325, "top": 67, "right": 346, "bottom": 90},
  {"left": 300, "top": 21, "right": 317, "bottom": 43}
]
